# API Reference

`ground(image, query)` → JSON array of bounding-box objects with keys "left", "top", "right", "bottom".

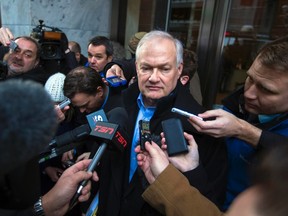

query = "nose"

[
  {"left": 148, "top": 69, "right": 160, "bottom": 82},
  {"left": 90, "top": 56, "right": 97, "bottom": 63},
  {"left": 244, "top": 82, "right": 257, "bottom": 100},
  {"left": 14, "top": 51, "right": 23, "bottom": 59}
]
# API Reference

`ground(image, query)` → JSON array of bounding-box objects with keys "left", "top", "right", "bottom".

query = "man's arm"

[
  {"left": 143, "top": 165, "right": 223, "bottom": 216},
  {"left": 136, "top": 140, "right": 223, "bottom": 216}
]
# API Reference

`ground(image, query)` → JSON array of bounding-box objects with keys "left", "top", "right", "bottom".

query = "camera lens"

[{"left": 42, "top": 44, "right": 58, "bottom": 58}]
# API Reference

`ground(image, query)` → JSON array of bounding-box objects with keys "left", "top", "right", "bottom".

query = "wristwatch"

[{"left": 33, "top": 196, "right": 45, "bottom": 216}]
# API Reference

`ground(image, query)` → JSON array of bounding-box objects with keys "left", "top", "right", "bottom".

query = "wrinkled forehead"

[{"left": 15, "top": 37, "right": 38, "bottom": 52}]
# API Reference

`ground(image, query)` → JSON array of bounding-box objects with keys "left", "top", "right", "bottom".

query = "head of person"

[
  {"left": 181, "top": 49, "right": 198, "bottom": 86},
  {"left": 87, "top": 36, "right": 113, "bottom": 73},
  {"left": 227, "top": 145, "right": 288, "bottom": 216},
  {"left": 64, "top": 66, "right": 106, "bottom": 114},
  {"left": 135, "top": 30, "right": 183, "bottom": 107},
  {"left": 69, "top": 41, "right": 82, "bottom": 63},
  {"left": 44, "top": 72, "right": 66, "bottom": 104},
  {"left": 244, "top": 37, "right": 288, "bottom": 115},
  {"left": 128, "top": 31, "right": 147, "bottom": 58},
  {"left": 0, "top": 79, "right": 57, "bottom": 175},
  {"left": 7, "top": 36, "right": 41, "bottom": 76}
]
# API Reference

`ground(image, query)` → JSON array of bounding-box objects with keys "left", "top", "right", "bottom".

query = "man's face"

[
  {"left": 70, "top": 91, "right": 104, "bottom": 114},
  {"left": 136, "top": 38, "right": 182, "bottom": 107},
  {"left": 87, "top": 44, "right": 112, "bottom": 72},
  {"left": 244, "top": 57, "right": 288, "bottom": 115},
  {"left": 7, "top": 38, "right": 39, "bottom": 75}
]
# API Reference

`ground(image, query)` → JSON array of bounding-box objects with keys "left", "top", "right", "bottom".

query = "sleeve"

[
  {"left": 183, "top": 134, "right": 228, "bottom": 209},
  {"left": 258, "top": 130, "right": 288, "bottom": 149},
  {"left": 142, "top": 164, "right": 224, "bottom": 216},
  {"left": 0, "top": 208, "right": 34, "bottom": 216},
  {"left": 103, "top": 59, "right": 136, "bottom": 83}
]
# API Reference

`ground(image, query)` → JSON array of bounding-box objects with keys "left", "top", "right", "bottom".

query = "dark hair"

[
  {"left": 15, "top": 36, "right": 41, "bottom": 60},
  {"left": 257, "top": 36, "right": 288, "bottom": 73},
  {"left": 88, "top": 36, "right": 113, "bottom": 58},
  {"left": 182, "top": 49, "right": 198, "bottom": 81},
  {"left": 64, "top": 66, "right": 106, "bottom": 99},
  {"left": 0, "top": 79, "right": 57, "bottom": 175}
]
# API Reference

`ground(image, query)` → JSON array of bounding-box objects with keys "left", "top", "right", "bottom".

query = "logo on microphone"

[{"left": 86, "top": 109, "right": 108, "bottom": 128}]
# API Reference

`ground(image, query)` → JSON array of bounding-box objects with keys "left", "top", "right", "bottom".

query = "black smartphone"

[
  {"left": 139, "top": 120, "right": 151, "bottom": 150},
  {"left": 162, "top": 118, "right": 188, "bottom": 156},
  {"left": 106, "top": 76, "right": 127, "bottom": 87}
]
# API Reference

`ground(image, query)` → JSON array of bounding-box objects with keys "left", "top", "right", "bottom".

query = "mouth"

[
  {"left": 11, "top": 61, "right": 23, "bottom": 67},
  {"left": 245, "top": 102, "right": 258, "bottom": 110},
  {"left": 147, "top": 85, "right": 162, "bottom": 91}
]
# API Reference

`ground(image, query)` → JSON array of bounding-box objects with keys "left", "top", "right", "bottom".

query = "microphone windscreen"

[{"left": 106, "top": 107, "right": 128, "bottom": 127}]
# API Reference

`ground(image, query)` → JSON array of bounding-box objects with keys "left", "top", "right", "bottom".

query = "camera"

[{"left": 31, "top": 20, "right": 65, "bottom": 60}]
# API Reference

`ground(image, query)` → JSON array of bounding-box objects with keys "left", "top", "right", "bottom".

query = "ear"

[
  {"left": 34, "top": 59, "right": 40, "bottom": 68},
  {"left": 180, "top": 75, "right": 189, "bottom": 85},
  {"left": 107, "top": 55, "right": 113, "bottom": 63},
  {"left": 97, "top": 86, "right": 104, "bottom": 97}
]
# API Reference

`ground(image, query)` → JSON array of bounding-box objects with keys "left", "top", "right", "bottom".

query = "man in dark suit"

[{"left": 95, "top": 30, "right": 227, "bottom": 216}]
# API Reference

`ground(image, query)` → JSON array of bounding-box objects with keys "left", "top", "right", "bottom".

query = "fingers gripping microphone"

[{"left": 69, "top": 107, "right": 129, "bottom": 209}]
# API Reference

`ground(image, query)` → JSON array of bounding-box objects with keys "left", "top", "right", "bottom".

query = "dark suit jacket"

[{"left": 96, "top": 82, "right": 227, "bottom": 216}]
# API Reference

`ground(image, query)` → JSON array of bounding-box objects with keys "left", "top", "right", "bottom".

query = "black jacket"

[{"left": 97, "top": 82, "right": 227, "bottom": 216}]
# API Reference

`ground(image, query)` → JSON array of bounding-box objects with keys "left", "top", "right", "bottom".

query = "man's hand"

[
  {"left": 161, "top": 132, "right": 199, "bottom": 172},
  {"left": 135, "top": 141, "right": 169, "bottom": 184},
  {"left": 42, "top": 159, "right": 99, "bottom": 216},
  {"left": 54, "top": 104, "right": 69, "bottom": 123},
  {"left": 188, "top": 109, "right": 261, "bottom": 147},
  {"left": 106, "top": 64, "right": 126, "bottom": 80},
  {"left": 0, "top": 27, "right": 14, "bottom": 46},
  {"left": 45, "top": 166, "right": 64, "bottom": 182}
]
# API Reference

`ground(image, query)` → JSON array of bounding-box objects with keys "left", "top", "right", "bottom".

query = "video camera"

[{"left": 31, "top": 20, "right": 65, "bottom": 60}]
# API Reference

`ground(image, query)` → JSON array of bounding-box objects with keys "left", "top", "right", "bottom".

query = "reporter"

[
  {"left": 0, "top": 79, "right": 97, "bottom": 216},
  {"left": 135, "top": 135, "right": 221, "bottom": 216},
  {"left": 187, "top": 36, "right": 288, "bottom": 210},
  {"left": 136, "top": 134, "right": 288, "bottom": 216}
]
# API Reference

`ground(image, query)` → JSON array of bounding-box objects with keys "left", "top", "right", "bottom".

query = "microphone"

[
  {"left": 48, "top": 124, "right": 91, "bottom": 149},
  {"left": 39, "top": 109, "right": 108, "bottom": 163},
  {"left": 69, "top": 107, "right": 129, "bottom": 209}
]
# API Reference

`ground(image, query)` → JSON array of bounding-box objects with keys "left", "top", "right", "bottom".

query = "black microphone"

[
  {"left": 69, "top": 107, "right": 129, "bottom": 209},
  {"left": 39, "top": 109, "right": 108, "bottom": 163},
  {"left": 48, "top": 124, "right": 91, "bottom": 149},
  {"left": 49, "top": 109, "right": 108, "bottom": 149}
]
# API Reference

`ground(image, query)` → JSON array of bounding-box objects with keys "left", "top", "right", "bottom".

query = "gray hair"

[{"left": 135, "top": 30, "right": 183, "bottom": 67}]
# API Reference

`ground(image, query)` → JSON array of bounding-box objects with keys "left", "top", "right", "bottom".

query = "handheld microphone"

[
  {"left": 69, "top": 107, "right": 129, "bottom": 209},
  {"left": 39, "top": 109, "right": 108, "bottom": 163}
]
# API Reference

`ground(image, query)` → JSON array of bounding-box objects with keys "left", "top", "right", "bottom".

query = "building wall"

[{"left": 0, "top": 0, "right": 112, "bottom": 58}]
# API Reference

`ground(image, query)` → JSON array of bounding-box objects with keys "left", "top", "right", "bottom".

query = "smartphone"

[
  {"left": 139, "top": 120, "right": 151, "bottom": 150},
  {"left": 162, "top": 118, "right": 188, "bottom": 156},
  {"left": 58, "top": 98, "right": 71, "bottom": 110},
  {"left": 9, "top": 40, "right": 18, "bottom": 51},
  {"left": 171, "top": 107, "right": 203, "bottom": 120},
  {"left": 106, "top": 76, "right": 127, "bottom": 87}
]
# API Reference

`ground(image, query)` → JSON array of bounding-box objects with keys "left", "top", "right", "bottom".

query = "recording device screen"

[{"left": 106, "top": 76, "right": 127, "bottom": 87}]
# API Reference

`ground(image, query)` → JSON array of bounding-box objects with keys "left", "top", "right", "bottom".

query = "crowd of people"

[{"left": 0, "top": 24, "right": 288, "bottom": 216}]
